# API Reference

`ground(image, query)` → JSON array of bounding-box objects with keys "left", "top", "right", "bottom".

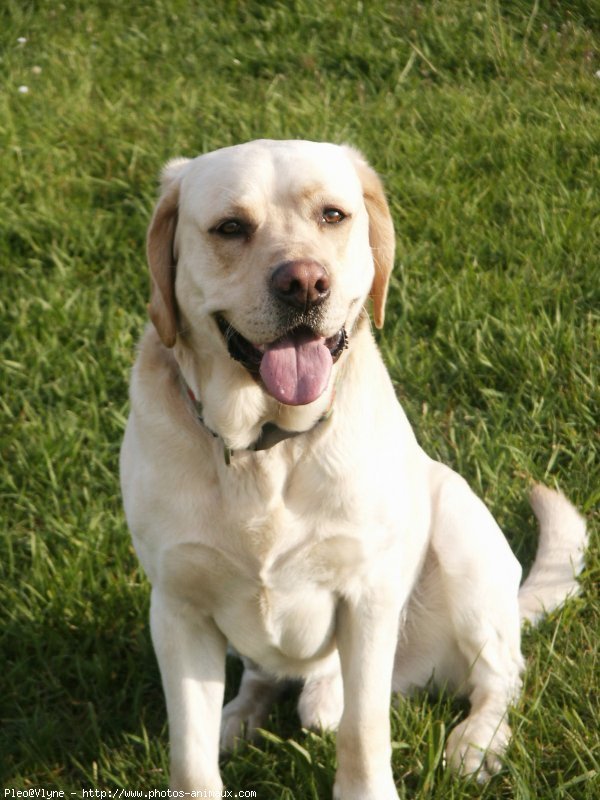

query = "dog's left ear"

[
  {"left": 344, "top": 147, "right": 395, "bottom": 329},
  {"left": 147, "top": 158, "right": 191, "bottom": 348}
]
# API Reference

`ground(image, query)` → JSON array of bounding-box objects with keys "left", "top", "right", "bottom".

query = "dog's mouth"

[{"left": 216, "top": 315, "right": 348, "bottom": 406}]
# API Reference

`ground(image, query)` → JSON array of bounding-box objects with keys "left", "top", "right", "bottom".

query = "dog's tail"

[{"left": 518, "top": 485, "right": 587, "bottom": 624}]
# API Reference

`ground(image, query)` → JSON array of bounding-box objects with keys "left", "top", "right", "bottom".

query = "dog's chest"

[
  {"left": 155, "top": 447, "right": 379, "bottom": 673},
  {"left": 224, "top": 525, "right": 352, "bottom": 673},
  {"left": 216, "top": 561, "right": 339, "bottom": 672},
  {"left": 162, "top": 504, "right": 367, "bottom": 673},
  {"left": 215, "top": 478, "right": 367, "bottom": 668}
]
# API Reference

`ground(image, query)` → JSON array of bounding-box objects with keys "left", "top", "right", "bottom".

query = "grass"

[{"left": 1, "top": 0, "right": 598, "bottom": 797}]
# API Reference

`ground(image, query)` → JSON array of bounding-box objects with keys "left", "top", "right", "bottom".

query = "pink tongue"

[{"left": 259, "top": 330, "right": 333, "bottom": 406}]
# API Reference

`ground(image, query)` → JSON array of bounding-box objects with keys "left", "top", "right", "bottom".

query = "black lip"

[
  {"left": 326, "top": 327, "right": 348, "bottom": 362},
  {"left": 215, "top": 315, "right": 263, "bottom": 373},
  {"left": 215, "top": 315, "right": 348, "bottom": 374}
]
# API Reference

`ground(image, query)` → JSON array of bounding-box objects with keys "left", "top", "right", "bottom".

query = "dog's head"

[{"left": 147, "top": 140, "right": 394, "bottom": 407}]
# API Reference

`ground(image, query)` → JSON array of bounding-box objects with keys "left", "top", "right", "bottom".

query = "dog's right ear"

[{"left": 147, "top": 158, "right": 191, "bottom": 348}]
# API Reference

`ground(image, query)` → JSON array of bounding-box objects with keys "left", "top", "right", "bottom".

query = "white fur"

[
  {"left": 518, "top": 485, "right": 587, "bottom": 624},
  {"left": 120, "top": 140, "right": 587, "bottom": 799}
]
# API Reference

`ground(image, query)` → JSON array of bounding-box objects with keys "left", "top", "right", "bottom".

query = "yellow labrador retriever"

[{"left": 120, "top": 140, "right": 587, "bottom": 799}]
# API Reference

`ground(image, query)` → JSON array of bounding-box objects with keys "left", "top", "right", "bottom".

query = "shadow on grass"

[{"left": 1, "top": 596, "right": 163, "bottom": 786}]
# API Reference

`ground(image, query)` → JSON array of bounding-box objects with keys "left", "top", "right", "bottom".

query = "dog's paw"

[
  {"left": 333, "top": 771, "right": 399, "bottom": 800},
  {"left": 220, "top": 695, "right": 270, "bottom": 752},
  {"left": 444, "top": 717, "right": 510, "bottom": 781},
  {"left": 220, "top": 665, "right": 283, "bottom": 753},
  {"left": 169, "top": 766, "right": 223, "bottom": 795},
  {"left": 298, "top": 671, "right": 343, "bottom": 732}
]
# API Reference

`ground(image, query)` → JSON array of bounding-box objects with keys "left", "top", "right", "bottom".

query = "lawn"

[{"left": 1, "top": 1, "right": 598, "bottom": 797}]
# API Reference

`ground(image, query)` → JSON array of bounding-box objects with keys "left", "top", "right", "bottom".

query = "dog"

[{"left": 120, "top": 139, "right": 587, "bottom": 799}]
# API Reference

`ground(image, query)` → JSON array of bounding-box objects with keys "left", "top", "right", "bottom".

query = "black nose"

[{"left": 270, "top": 259, "right": 331, "bottom": 311}]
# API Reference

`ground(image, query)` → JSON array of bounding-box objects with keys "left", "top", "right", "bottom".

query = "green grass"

[{"left": 1, "top": 0, "right": 598, "bottom": 797}]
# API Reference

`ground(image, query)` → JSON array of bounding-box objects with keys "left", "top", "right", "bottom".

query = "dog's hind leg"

[{"left": 424, "top": 463, "right": 525, "bottom": 778}]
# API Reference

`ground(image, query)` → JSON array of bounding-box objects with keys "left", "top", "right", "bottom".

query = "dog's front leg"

[
  {"left": 150, "top": 588, "right": 227, "bottom": 793},
  {"left": 334, "top": 585, "right": 402, "bottom": 800}
]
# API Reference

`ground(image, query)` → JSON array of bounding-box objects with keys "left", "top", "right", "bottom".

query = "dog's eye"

[
  {"left": 322, "top": 208, "right": 346, "bottom": 225},
  {"left": 213, "top": 219, "right": 247, "bottom": 237}
]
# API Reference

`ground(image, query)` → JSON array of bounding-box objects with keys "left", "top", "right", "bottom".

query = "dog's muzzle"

[{"left": 216, "top": 315, "right": 347, "bottom": 406}]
